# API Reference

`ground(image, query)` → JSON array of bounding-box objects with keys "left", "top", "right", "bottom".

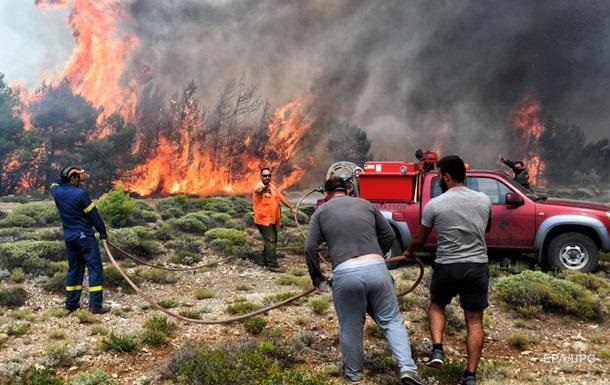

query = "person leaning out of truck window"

[
  {"left": 402, "top": 155, "right": 492, "bottom": 385},
  {"left": 252, "top": 167, "right": 296, "bottom": 272},
  {"left": 499, "top": 154, "right": 530, "bottom": 189}
]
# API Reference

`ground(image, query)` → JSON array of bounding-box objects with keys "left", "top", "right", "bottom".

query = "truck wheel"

[
  {"left": 385, "top": 235, "right": 405, "bottom": 270},
  {"left": 546, "top": 232, "right": 599, "bottom": 272}
]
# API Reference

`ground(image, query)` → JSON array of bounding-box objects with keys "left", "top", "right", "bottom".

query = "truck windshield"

[{"left": 501, "top": 174, "right": 545, "bottom": 201}]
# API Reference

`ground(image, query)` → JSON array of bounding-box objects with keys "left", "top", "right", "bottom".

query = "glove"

[{"left": 99, "top": 233, "right": 108, "bottom": 240}]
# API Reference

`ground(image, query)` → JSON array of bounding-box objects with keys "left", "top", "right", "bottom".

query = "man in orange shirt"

[{"left": 252, "top": 167, "right": 296, "bottom": 271}]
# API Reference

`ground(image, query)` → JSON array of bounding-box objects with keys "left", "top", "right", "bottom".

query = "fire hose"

[
  {"left": 100, "top": 189, "right": 424, "bottom": 324},
  {"left": 103, "top": 239, "right": 316, "bottom": 324}
]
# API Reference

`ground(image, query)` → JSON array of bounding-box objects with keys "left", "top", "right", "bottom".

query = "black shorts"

[{"left": 430, "top": 262, "right": 489, "bottom": 311}]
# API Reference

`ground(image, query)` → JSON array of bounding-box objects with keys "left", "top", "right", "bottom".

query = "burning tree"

[
  {"left": 0, "top": 73, "right": 25, "bottom": 196},
  {"left": 123, "top": 75, "right": 314, "bottom": 196}
]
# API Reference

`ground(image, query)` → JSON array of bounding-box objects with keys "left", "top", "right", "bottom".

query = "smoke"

[
  {"left": 0, "top": 2, "right": 73, "bottom": 88},
  {"left": 122, "top": 0, "right": 610, "bottom": 167}
]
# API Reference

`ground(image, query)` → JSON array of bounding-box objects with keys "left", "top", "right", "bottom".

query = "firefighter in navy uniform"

[{"left": 50, "top": 166, "right": 109, "bottom": 314}]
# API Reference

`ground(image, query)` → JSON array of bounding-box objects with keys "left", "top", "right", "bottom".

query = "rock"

[
  {"left": 571, "top": 341, "right": 588, "bottom": 352},
  {"left": 520, "top": 350, "right": 533, "bottom": 355}
]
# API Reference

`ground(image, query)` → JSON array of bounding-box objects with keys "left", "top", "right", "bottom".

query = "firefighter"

[
  {"left": 50, "top": 166, "right": 109, "bottom": 314},
  {"left": 499, "top": 155, "right": 530, "bottom": 189},
  {"left": 252, "top": 167, "right": 296, "bottom": 272}
]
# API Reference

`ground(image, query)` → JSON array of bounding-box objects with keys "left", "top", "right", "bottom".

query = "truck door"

[{"left": 465, "top": 176, "right": 535, "bottom": 249}]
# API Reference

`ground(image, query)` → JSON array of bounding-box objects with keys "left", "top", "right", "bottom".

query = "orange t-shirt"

[{"left": 252, "top": 183, "right": 284, "bottom": 226}]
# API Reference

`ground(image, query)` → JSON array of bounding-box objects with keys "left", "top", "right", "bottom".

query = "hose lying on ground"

[
  {"left": 103, "top": 240, "right": 316, "bottom": 324},
  {"left": 100, "top": 190, "right": 425, "bottom": 324}
]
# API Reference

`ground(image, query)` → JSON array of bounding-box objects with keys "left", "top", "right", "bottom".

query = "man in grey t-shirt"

[
  {"left": 306, "top": 178, "right": 425, "bottom": 385},
  {"left": 403, "top": 155, "right": 491, "bottom": 385}
]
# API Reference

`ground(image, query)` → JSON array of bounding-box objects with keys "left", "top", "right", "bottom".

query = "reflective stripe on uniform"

[
  {"left": 89, "top": 285, "right": 103, "bottom": 292},
  {"left": 83, "top": 202, "right": 96, "bottom": 213},
  {"left": 50, "top": 183, "right": 59, "bottom": 189},
  {"left": 66, "top": 285, "right": 82, "bottom": 291}
]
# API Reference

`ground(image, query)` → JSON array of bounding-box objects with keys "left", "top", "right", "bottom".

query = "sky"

[{"left": 0, "top": 1, "right": 72, "bottom": 88}]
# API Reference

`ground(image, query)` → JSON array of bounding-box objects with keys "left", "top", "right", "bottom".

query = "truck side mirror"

[{"left": 505, "top": 192, "right": 524, "bottom": 206}]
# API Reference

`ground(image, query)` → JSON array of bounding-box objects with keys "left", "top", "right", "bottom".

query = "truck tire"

[
  {"left": 385, "top": 231, "right": 405, "bottom": 270},
  {"left": 546, "top": 232, "right": 599, "bottom": 272}
]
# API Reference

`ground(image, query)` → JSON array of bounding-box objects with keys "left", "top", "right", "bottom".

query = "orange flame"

[
  {"left": 511, "top": 93, "right": 546, "bottom": 187},
  {"left": 35, "top": 0, "right": 138, "bottom": 124},
  {"left": 123, "top": 96, "right": 314, "bottom": 195}
]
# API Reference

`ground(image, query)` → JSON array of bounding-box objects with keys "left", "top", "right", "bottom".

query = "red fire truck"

[{"left": 325, "top": 151, "right": 610, "bottom": 272}]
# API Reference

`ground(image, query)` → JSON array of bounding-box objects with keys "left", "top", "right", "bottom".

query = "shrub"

[
  {"left": 226, "top": 298, "right": 258, "bottom": 315},
  {"left": 12, "top": 201, "right": 60, "bottom": 226},
  {"left": 50, "top": 260, "right": 68, "bottom": 273},
  {"left": 170, "top": 251, "right": 202, "bottom": 266},
  {"left": 178, "top": 308, "right": 202, "bottom": 319},
  {"left": 168, "top": 213, "right": 209, "bottom": 234},
  {"left": 193, "top": 197, "right": 235, "bottom": 213},
  {"left": 275, "top": 274, "right": 311, "bottom": 289},
  {"left": 45, "top": 342, "right": 73, "bottom": 367},
  {"left": 43, "top": 272, "right": 67, "bottom": 293},
  {"left": 157, "top": 195, "right": 190, "bottom": 212},
  {"left": 562, "top": 271, "right": 610, "bottom": 295},
  {"left": 103, "top": 265, "right": 138, "bottom": 292},
  {"left": 0, "top": 213, "right": 37, "bottom": 228},
  {"left": 69, "top": 369, "right": 116, "bottom": 385},
  {"left": 6, "top": 321, "right": 30, "bottom": 336},
  {"left": 194, "top": 288, "right": 215, "bottom": 300},
  {"left": 160, "top": 341, "right": 325, "bottom": 385},
  {"left": 154, "top": 223, "right": 176, "bottom": 241},
  {"left": 0, "top": 287, "right": 27, "bottom": 308},
  {"left": 100, "top": 331, "right": 139, "bottom": 353},
  {"left": 309, "top": 295, "right": 331, "bottom": 315},
  {"left": 97, "top": 185, "right": 137, "bottom": 228},
  {"left": 508, "top": 333, "right": 531, "bottom": 350},
  {"left": 159, "top": 206, "right": 185, "bottom": 220},
  {"left": 365, "top": 322, "right": 384, "bottom": 339},
  {"left": 165, "top": 234, "right": 203, "bottom": 254},
  {"left": 158, "top": 299, "right": 178, "bottom": 309},
  {"left": 262, "top": 291, "right": 298, "bottom": 305},
  {"left": 207, "top": 228, "right": 253, "bottom": 255},
  {"left": 73, "top": 309, "right": 101, "bottom": 324},
  {"left": 0, "top": 240, "right": 64, "bottom": 275},
  {"left": 138, "top": 268, "right": 178, "bottom": 284},
  {"left": 137, "top": 210, "right": 159, "bottom": 223},
  {"left": 243, "top": 316, "right": 267, "bottom": 335},
  {"left": 141, "top": 315, "right": 177, "bottom": 346},
  {"left": 8, "top": 308, "right": 35, "bottom": 321},
  {"left": 20, "top": 366, "right": 65, "bottom": 385},
  {"left": 10, "top": 268, "right": 26, "bottom": 283},
  {"left": 89, "top": 324, "right": 109, "bottom": 336},
  {"left": 494, "top": 270, "right": 602, "bottom": 320},
  {"left": 205, "top": 228, "right": 248, "bottom": 244},
  {"left": 107, "top": 228, "right": 159, "bottom": 259}
]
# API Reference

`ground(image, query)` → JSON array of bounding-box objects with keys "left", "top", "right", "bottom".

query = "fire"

[
  {"left": 511, "top": 93, "right": 546, "bottom": 187},
  {"left": 123, "top": 96, "right": 315, "bottom": 196},
  {"left": 35, "top": 0, "right": 138, "bottom": 124}
]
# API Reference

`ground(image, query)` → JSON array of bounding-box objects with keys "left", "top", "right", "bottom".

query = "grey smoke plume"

[{"left": 126, "top": 0, "right": 610, "bottom": 166}]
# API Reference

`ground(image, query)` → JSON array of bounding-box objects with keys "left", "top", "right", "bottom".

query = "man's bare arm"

[{"left": 402, "top": 224, "right": 433, "bottom": 258}]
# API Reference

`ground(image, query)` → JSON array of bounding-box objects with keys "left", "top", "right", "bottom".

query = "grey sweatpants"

[{"left": 332, "top": 260, "right": 418, "bottom": 378}]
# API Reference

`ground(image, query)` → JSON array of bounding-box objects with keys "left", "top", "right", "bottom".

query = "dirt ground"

[{"left": 1, "top": 248, "right": 608, "bottom": 385}]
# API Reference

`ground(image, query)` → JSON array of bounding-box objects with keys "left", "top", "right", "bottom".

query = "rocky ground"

[
  {"left": 0, "top": 198, "right": 609, "bottom": 385},
  {"left": 1, "top": 250, "right": 609, "bottom": 385}
]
